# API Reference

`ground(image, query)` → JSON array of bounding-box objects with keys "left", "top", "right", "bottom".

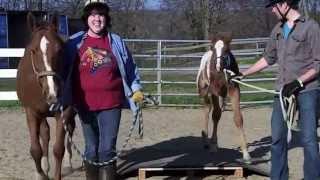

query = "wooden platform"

[{"left": 138, "top": 166, "right": 244, "bottom": 180}]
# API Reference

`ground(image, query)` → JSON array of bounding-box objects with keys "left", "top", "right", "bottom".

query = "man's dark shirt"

[{"left": 263, "top": 16, "right": 320, "bottom": 91}]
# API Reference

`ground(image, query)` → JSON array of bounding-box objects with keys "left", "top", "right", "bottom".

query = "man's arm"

[
  {"left": 242, "top": 57, "right": 269, "bottom": 77},
  {"left": 298, "top": 69, "right": 318, "bottom": 84}
]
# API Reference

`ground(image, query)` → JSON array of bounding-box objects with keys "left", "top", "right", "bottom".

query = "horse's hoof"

[
  {"left": 243, "top": 154, "right": 252, "bottom": 164},
  {"left": 63, "top": 151, "right": 72, "bottom": 168},
  {"left": 35, "top": 172, "right": 49, "bottom": 180},
  {"left": 243, "top": 158, "right": 252, "bottom": 164},
  {"left": 63, "top": 160, "right": 73, "bottom": 170},
  {"left": 41, "top": 157, "right": 50, "bottom": 176},
  {"left": 62, "top": 166, "right": 73, "bottom": 176}
]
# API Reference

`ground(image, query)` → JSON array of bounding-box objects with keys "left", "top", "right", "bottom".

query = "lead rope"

[
  {"left": 137, "top": 106, "right": 144, "bottom": 138},
  {"left": 279, "top": 90, "right": 296, "bottom": 143},
  {"left": 224, "top": 69, "right": 296, "bottom": 143},
  {"left": 59, "top": 103, "right": 143, "bottom": 166}
]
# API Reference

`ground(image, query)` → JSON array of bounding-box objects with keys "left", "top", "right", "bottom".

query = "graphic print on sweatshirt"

[{"left": 80, "top": 47, "right": 113, "bottom": 73}]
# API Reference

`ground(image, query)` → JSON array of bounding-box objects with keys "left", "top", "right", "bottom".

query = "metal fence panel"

[{"left": 0, "top": 38, "right": 274, "bottom": 106}]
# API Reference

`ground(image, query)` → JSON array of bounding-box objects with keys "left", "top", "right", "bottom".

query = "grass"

[
  {"left": 0, "top": 100, "right": 20, "bottom": 108},
  {"left": 0, "top": 79, "right": 19, "bottom": 108},
  {"left": 0, "top": 79, "right": 16, "bottom": 91}
]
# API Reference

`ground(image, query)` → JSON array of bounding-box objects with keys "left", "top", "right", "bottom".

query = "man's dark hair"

[{"left": 81, "top": 2, "right": 111, "bottom": 30}]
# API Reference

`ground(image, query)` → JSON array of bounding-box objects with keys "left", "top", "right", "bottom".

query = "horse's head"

[
  {"left": 27, "top": 12, "right": 64, "bottom": 106},
  {"left": 210, "top": 32, "right": 232, "bottom": 72}
]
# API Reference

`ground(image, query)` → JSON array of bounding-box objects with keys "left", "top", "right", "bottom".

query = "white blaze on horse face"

[
  {"left": 40, "top": 36, "right": 57, "bottom": 98},
  {"left": 214, "top": 40, "right": 224, "bottom": 72}
]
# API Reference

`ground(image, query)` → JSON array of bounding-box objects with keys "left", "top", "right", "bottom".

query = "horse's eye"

[{"left": 222, "top": 55, "right": 227, "bottom": 60}]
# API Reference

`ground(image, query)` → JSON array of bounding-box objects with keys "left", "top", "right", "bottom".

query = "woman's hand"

[{"left": 132, "top": 91, "right": 144, "bottom": 103}]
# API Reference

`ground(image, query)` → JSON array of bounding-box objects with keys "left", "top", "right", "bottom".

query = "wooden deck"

[{"left": 138, "top": 166, "right": 244, "bottom": 180}]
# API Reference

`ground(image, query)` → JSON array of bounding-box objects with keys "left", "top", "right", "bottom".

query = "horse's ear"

[
  {"left": 221, "top": 32, "right": 233, "bottom": 44},
  {"left": 27, "top": 12, "right": 36, "bottom": 31},
  {"left": 209, "top": 34, "right": 218, "bottom": 47},
  {"left": 50, "top": 13, "right": 59, "bottom": 32}
]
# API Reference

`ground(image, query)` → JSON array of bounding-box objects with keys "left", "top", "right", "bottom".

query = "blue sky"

[{"left": 145, "top": 0, "right": 161, "bottom": 9}]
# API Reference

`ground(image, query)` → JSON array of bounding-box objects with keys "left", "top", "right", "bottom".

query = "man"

[
  {"left": 239, "top": 0, "right": 320, "bottom": 179},
  {"left": 61, "top": 0, "right": 143, "bottom": 179}
]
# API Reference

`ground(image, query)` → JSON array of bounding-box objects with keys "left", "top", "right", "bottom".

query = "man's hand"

[
  {"left": 231, "top": 72, "right": 244, "bottom": 81},
  {"left": 282, "top": 79, "right": 304, "bottom": 98},
  {"left": 226, "top": 71, "right": 244, "bottom": 83},
  {"left": 132, "top": 90, "right": 144, "bottom": 103}
]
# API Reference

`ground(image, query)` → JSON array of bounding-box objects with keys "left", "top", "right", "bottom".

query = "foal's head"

[
  {"left": 210, "top": 32, "right": 232, "bottom": 72},
  {"left": 27, "top": 12, "right": 64, "bottom": 105}
]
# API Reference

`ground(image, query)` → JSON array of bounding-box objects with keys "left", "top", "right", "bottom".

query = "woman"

[{"left": 61, "top": 0, "right": 143, "bottom": 179}]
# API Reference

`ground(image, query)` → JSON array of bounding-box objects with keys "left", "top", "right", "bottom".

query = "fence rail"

[{"left": 0, "top": 37, "right": 275, "bottom": 106}]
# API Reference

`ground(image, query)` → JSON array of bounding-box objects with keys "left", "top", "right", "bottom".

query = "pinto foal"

[{"left": 196, "top": 32, "right": 251, "bottom": 162}]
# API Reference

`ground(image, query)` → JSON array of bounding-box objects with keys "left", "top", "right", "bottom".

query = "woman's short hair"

[
  {"left": 286, "top": 0, "right": 300, "bottom": 10},
  {"left": 81, "top": 2, "right": 111, "bottom": 29}
]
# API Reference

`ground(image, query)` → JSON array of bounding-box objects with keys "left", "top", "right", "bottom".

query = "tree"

[{"left": 109, "top": 0, "right": 147, "bottom": 38}]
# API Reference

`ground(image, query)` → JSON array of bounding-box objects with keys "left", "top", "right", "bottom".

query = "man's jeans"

[
  {"left": 78, "top": 108, "right": 121, "bottom": 162},
  {"left": 271, "top": 89, "right": 320, "bottom": 180}
]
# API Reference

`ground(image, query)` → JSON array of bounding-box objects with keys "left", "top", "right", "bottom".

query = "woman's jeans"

[
  {"left": 271, "top": 89, "right": 320, "bottom": 180},
  {"left": 78, "top": 108, "right": 121, "bottom": 162}
]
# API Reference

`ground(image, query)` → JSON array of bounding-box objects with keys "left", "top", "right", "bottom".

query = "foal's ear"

[
  {"left": 209, "top": 34, "right": 218, "bottom": 49},
  {"left": 50, "top": 13, "right": 59, "bottom": 32},
  {"left": 220, "top": 32, "right": 233, "bottom": 44},
  {"left": 27, "top": 12, "right": 36, "bottom": 31}
]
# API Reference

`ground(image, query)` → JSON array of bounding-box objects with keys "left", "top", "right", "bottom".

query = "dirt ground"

[{"left": 0, "top": 106, "right": 317, "bottom": 180}]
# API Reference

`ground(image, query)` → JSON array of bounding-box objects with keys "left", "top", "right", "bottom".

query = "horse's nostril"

[{"left": 47, "top": 95, "right": 58, "bottom": 105}]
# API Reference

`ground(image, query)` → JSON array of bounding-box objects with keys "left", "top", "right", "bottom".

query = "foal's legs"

[
  {"left": 202, "top": 95, "right": 212, "bottom": 149},
  {"left": 53, "top": 114, "right": 66, "bottom": 180},
  {"left": 26, "top": 108, "right": 47, "bottom": 180},
  {"left": 40, "top": 120, "right": 50, "bottom": 176},
  {"left": 228, "top": 87, "right": 251, "bottom": 162},
  {"left": 210, "top": 95, "right": 222, "bottom": 152}
]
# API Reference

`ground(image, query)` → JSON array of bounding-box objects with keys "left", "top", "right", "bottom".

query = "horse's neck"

[{"left": 208, "top": 60, "right": 221, "bottom": 74}]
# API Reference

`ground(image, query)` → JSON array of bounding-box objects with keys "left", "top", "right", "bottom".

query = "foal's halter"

[
  {"left": 215, "top": 55, "right": 231, "bottom": 68},
  {"left": 30, "top": 50, "right": 61, "bottom": 81}
]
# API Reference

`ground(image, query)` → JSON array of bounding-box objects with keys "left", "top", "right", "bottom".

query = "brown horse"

[
  {"left": 16, "top": 13, "right": 75, "bottom": 180},
  {"left": 196, "top": 32, "right": 251, "bottom": 163}
]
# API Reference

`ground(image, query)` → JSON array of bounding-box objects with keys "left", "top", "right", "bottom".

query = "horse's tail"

[{"left": 196, "top": 50, "right": 213, "bottom": 93}]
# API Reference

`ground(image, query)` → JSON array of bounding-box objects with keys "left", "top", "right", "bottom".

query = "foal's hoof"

[
  {"left": 35, "top": 172, "right": 49, "bottom": 180},
  {"left": 242, "top": 158, "right": 252, "bottom": 165},
  {"left": 62, "top": 166, "right": 74, "bottom": 176},
  {"left": 242, "top": 154, "right": 252, "bottom": 164}
]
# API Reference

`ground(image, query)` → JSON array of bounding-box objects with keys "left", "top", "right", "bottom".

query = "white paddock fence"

[{"left": 0, "top": 38, "right": 277, "bottom": 106}]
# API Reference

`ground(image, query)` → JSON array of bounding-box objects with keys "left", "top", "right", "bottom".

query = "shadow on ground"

[{"left": 118, "top": 135, "right": 275, "bottom": 179}]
